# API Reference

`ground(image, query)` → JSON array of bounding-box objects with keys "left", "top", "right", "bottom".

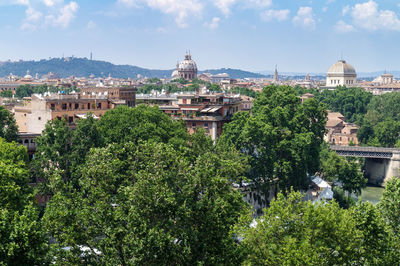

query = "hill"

[{"left": 0, "top": 58, "right": 267, "bottom": 79}]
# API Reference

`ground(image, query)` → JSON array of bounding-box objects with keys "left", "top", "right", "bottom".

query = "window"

[
  {"left": 75, "top": 103, "right": 79, "bottom": 109},
  {"left": 68, "top": 116, "right": 73, "bottom": 124},
  {"left": 87, "top": 103, "right": 91, "bottom": 109},
  {"left": 97, "top": 102, "right": 101, "bottom": 109},
  {"left": 204, "top": 123, "right": 208, "bottom": 128},
  {"left": 183, "top": 99, "right": 187, "bottom": 104},
  {"left": 51, "top": 104, "right": 55, "bottom": 110},
  {"left": 24, "top": 139, "right": 29, "bottom": 144},
  {"left": 192, "top": 122, "right": 196, "bottom": 128},
  {"left": 38, "top": 117, "right": 41, "bottom": 120},
  {"left": 69, "top": 103, "right": 72, "bottom": 109},
  {"left": 62, "top": 103, "right": 67, "bottom": 110}
]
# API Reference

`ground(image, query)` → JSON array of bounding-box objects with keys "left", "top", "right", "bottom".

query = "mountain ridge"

[{"left": 0, "top": 57, "right": 267, "bottom": 79}]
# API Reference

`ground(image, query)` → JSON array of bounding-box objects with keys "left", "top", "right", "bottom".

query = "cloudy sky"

[{"left": 0, "top": 0, "right": 400, "bottom": 73}]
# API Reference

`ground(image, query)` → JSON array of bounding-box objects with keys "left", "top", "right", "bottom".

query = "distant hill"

[{"left": 0, "top": 57, "right": 267, "bottom": 79}]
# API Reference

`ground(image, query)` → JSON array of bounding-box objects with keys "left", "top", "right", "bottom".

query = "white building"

[{"left": 326, "top": 60, "right": 357, "bottom": 88}]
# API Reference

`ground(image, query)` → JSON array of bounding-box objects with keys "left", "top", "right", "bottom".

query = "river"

[{"left": 359, "top": 186, "right": 384, "bottom": 205}]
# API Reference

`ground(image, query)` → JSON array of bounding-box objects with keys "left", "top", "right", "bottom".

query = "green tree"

[
  {"left": 32, "top": 118, "right": 73, "bottom": 195},
  {"left": 239, "top": 191, "right": 363, "bottom": 265},
  {"left": 0, "top": 90, "right": 13, "bottom": 98},
  {"left": 220, "top": 85, "right": 327, "bottom": 200},
  {"left": 0, "top": 106, "right": 18, "bottom": 142},
  {"left": 374, "top": 119, "right": 400, "bottom": 147},
  {"left": 350, "top": 201, "right": 399, "bottom": 264},
  {"left": 44, "top": 141, "right": 249, "bottom": 265},
  {"left": 97, "top": 105, "right": 188, "bottom": 147},
  {"left": 15, "top": 85, "right": 34, "bottom": 99},
  {"left": 315, "top": 86, "right": 372, "bottom": 124},
  {"left": 319, "top": 145, "right": 366, "bottom": 196},
  {"left": 379, "top": 178, "right": 400, "bottom": 236},
  {"left": 0, "top": 138, "right": 49, "bottom": 264}
]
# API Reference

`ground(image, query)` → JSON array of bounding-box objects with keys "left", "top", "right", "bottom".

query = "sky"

[{"left": 0, "top": 0, "right": 400, "bottom": 73}]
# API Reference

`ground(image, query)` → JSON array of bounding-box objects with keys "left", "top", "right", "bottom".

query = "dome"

[
  {"left": 24, "top": 70, "right": 33, "bottom": 79},
  {"left": 327, "top": 60, "right": 356, "bottom": 76},
  {"left": 178, "top": 53, "right": 197, "bottom": 71},
  {"left": 171, "top": 69, "right": 179, "bottom": 77}
]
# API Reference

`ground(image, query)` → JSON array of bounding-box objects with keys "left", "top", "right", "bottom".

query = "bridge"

[{"left": 331, "top": 145, "right": 400, "bottom": 186}]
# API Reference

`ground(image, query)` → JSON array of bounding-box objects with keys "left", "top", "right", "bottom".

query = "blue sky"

[{"left": 0, "top": 0, "right": 400, "bottom": 73}]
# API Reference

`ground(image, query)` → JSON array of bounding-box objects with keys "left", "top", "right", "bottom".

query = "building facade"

[
  {"left": 175, "top": 52, "right": 198, "bottom": 80},
  {"left": 326, "top": 60, "right": 357, "bottom": 88}
]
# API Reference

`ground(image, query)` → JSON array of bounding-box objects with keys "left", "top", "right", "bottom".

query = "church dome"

[
  {"left": 24, "top": 70, "right": 33, "bottom": 79},
  {"left": 178, "top": 53, "right": 197, "bottom": 71},
  {"left": 327, "top": 60, "right": 356, "bottom": 76}
]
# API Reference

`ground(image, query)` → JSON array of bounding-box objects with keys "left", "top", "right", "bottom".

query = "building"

[
  {"left": 324, "top": 111, "right": 359, "bottom": 146},
  {"left": 159, "top": 93, "right": 242, "bottom": 141},
  {"left": 325, "top": 60, "right": 357, "bottom": 88},
  {"left": 14, "top": 93, "right": 113, "bottom": 134},
  {"left": 173, "top": 52, "right": 198, "bottom": 80},
  {"left": 80, "top": 86, "right": 136, "bottom": 107},
  {"left": 372, "top": 73, "right": 395, "bottom": 85}
]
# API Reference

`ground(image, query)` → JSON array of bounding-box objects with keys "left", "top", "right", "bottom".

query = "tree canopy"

[
  {"left": 220, "top": 85, "right": 327, "bottom": 202},
  {"left": 0, "top": 106, "right": 18, "bottom": 142}
]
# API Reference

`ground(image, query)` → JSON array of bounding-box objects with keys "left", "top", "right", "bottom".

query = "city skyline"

[{"left": 0, "top": 0, "right": 400, "bottom": 73}]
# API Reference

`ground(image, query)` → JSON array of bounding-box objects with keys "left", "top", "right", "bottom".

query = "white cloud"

[
  {"left": 87, "top": 20, "right": 96, "bottom": 29},
  {"left": 45, "top": 1, "right": 78, "bottom": 28},
  {"left": 322, "top": 7, "right": 327, "bottom": 12},
  {"left": 25, "top": 6, "right": 42, "bottom": 21},
  {"left": 204, "top": 17, "right": 220, "bottom": 29},
  {"left": 42, "top": 0, "right": 54, "bottom": 6},
  {"left": 342, "top": 5, "right": 350, "bottom": 16},
  {"left": 292, "top": 6, "right": 315, "bottom": 30},
  {"left": 246, "top": 0, "right": 272, "bottom": 8},
  {"left": 351, "top": 1, "right": 400, "bottom": 31},
  {"left": 14, "top": 0, "right": 29, "bottom": 5},
  {"left": 117, "top": 0, "right": 136, "bottom": 8},
  {"left": 119, "top": 0, "right": 203, "bottom": 28},
  {"left": 334, "top": 20, "right": 355, "bottom": 33},
  {"left": 214, "top": 0, "right": 236, "bottom": 16},
  {"left": 214, "top": 0, "right": 272, "bottom": 16},
  {"left": 261, "top": 9, "right": 289, "bottom": 22}
]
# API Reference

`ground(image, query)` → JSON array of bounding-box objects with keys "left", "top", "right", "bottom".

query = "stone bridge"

[{"left": 331, "top": 145, "right": 400, "bottom": 186}]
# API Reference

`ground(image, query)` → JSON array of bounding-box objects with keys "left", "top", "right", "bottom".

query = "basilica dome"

[{"left": 175, "top": 52, "right": 198, "bottom": 80}]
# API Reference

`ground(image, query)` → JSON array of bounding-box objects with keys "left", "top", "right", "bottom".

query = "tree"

[
  {"left": 239, "top": 191, "right": 363, "bottom": 265},
  {"left": 43, "top": 141, "right": 249, "bottom": 265},
  {"left": 15, "top": 85, "right": 34, "bottom": 99},
  {"left": 350, "top": 201, "right": 399, "bottom": 264},
  {"left": 374, "top": 119, "right": 400, "bottom": 147},
  {"left": 96, "top": 105, "right": 188, "bottom": 147},
  {"left": 0, "top": 138, "right": 49, "bottom": 264},
  {"left": 0, "top": 106, "right": 19, "bottom": 142},
  {"left": 319, "top": 144, "right": 366, "bottom": 196},
  {"left": 315, "top": 86, "right": 372, "bottom": 124},
  {"left": 220, "top": 85, "right": 327, "bottom": 199},
  {"left": 379, "top": 178, "right": 400, "bottom": 236},
  {"left": 32, "top": 118, "right": 73, "bottom": 195}
]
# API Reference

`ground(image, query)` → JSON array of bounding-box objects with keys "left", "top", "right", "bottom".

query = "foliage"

[
  {"left": 96, "top": 105, "right": 188, "bottom": 147},
  {"left": 230, "top": 86, "right": 257, "bottom": 98},
  {"left": 319, "top": 144, "right": 366, "bottom": 195},
  {"left": 239, "top": 191, "right": 362, "bottom": 265},
  {"left": 43, "top": 141, "right": 250, "bottom": 265},
  {"left": 0, "top": 139, "right": 49, "bottom": 264},
  {"left": 32, "top": 118, "right": 73, "bottom": 195},
  {"left": 379, "top": 178, "right": 400, "bottom": 236},
  {"left": 0, "top": 90, "right": 13, "bottom": 98},
  {"left": 315, "top": 86, "right": 372, "bottom": 124},
  {"left": 0, "top": 106, "right": 19, "bottom": 142},
  {"left": 239, "top": 190, "right": 399, "bottom": 265},
  {"left": 220, "top": 85, "right": 327, "bottom": 200}
]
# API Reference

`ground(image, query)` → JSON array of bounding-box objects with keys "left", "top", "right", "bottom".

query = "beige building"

[
  {"left": 14, "top": 94, "right": 113, "bottom": 134},
  {"left": 326, "top": 60, "right": 357, "bottom": 88},
  {"left": 325, "top": 111, "right": 359, "bottom": 146}
]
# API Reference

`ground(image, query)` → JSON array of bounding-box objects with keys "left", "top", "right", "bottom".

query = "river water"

[{"left": 359, "top": 186, "right": 384, "bottom": 205}]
